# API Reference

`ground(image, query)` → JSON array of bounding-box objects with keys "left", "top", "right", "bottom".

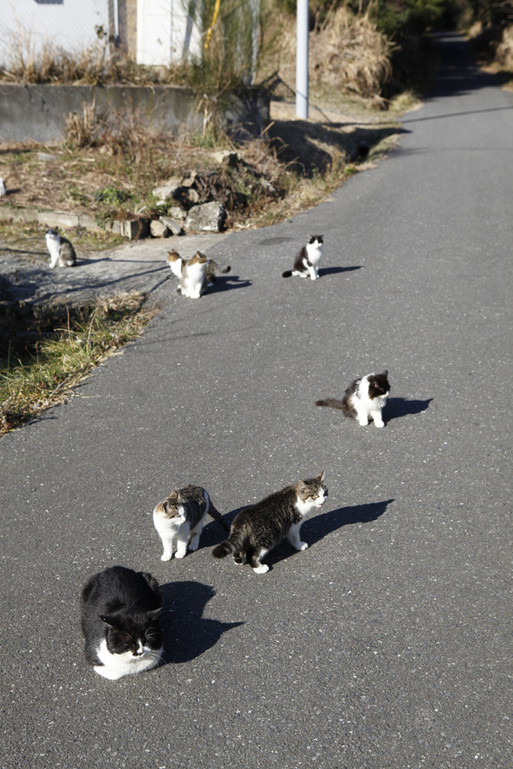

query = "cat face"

[
  {"left": 189, "top": 250, "right": 208, "bottom": 265},
  {"left": 155, "top": 495, "right": 186, "bottom": 523},
  {"left": 308, "top": 235, "right": 323, "bottom": 245},
  {"left": 101, "top": 609, "right": 162, "bottom": 657},
  {"left": 167, "top": 250, "right": 181, "bottom": 263},
  {"left": 367, "top": 371, "right": 390, "bottom": 400},
  {"left": 46, "top": 229, "right": 60, "bottom": 242},
  {"left": 298, "top": 470, "right": 328, "bottom": 508}
]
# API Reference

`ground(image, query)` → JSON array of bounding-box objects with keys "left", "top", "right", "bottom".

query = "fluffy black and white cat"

[
  {"left": 316, "top": 371, "right": 390, "bottom": 428},
  {"left": 167, "top": 250, "right": 230, "bottom": 298},
  {"left": 212, "top": 471, "right": 327, "bottom": 574},
  {"left": 282, "top": 235, "right": 323, "bottom": 280},
  {"left": 45, "top": 229, "right": 77, "bottom": 268},
  {"left": 153, "top": 484, "right": 229, "bottom": 560},
  {"left": 80, "top": 566, "right": 163, "bottom": 680}
]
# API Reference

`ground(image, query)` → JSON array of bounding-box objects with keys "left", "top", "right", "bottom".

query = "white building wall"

[
  {"left": 0, "top": 0, "right": 110, "bottom": 67},
  {"left": 136, "top": 0, "right": 201, "bottom": 65}
]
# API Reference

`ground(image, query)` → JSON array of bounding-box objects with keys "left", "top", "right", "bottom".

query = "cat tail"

[
  {"left": 315, "top": 398, "right": 345, "bottom": 410},
  {"left": 212, "top": 530, "right": 244, "bottom": 559},
  {"left": 208, "top": 503, "right": 230, "bottom": 532},
  {"left": 282, "top": 270, "right": 293, "bottom": 278}
]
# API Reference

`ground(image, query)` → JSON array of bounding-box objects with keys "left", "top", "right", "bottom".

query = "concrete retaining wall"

[{"left": 0, "top": 84, "right": 269, "bottom": 143}]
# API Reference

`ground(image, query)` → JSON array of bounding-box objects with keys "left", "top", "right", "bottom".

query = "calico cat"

[
  {"left": 80, "top": 566, "right": 163, "bottom": 680},
  {"left": 167, "top": 250, "right": 230, "bottom": 297},
  {"left": 153, "top": 484, "right": 229, "bottom": 560},
  {"left": 45, "top": 229, "right": 77, "bottom": 268},
  {"left": 316, "top": 371, "right": 390, "bottom": 428},
  {"left": 282, "top": 235, "right": 323, "bottom": 280},
  {"left": 212, "top": 471, "right": 327, "bottom": 574}
]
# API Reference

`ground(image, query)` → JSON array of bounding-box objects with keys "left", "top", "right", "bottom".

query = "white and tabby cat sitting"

[
  {"left": 80, "top": 566, "right": 163, "bottom": 680},
  {"left": 167, "top": 249, "right": 230, "bottom": 298},
  {"left": 316, "top": 371, "right": 390, "bottom": 428},
  {"left": 153, "top": 484, "right": 229, "bottom": 560},
  {"left": 212, "top": 471, "right": 327, "bottom": 574},
  {"left": 45, "top": 228, "right": 77, "bottom": 268},
  {"left": 282, "top": 235, "right": 323, "bottom": 280}
]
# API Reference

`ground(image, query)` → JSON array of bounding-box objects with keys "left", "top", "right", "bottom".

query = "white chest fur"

[
  {"left": 46, "top": 232, "right": 61, "bottom": 268},
  {"left": 93, "top": 638, "right": 162, "bottom": 680},
  {"left": 182, "top": 262, "right": 205, "bottom": 298},
  {"left": 306, "top": 240, "right": 323, "bottom": 266},
  {"left": 351, "top": 376, "right": 389, "bottom": 427}
]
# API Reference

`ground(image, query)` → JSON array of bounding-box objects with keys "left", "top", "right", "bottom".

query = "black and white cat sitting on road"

[
  {"left": 45, "top": 229, "right": 77, "bottom": 268},
  {"left": 282, "top": 235, "right": 323, "bottom": 280},
  {"left": 316, "top": 371, "right": 390, "bottom": 428}
]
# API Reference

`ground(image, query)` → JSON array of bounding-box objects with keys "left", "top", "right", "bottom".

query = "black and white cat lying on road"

[{"left": 80, "top": 566, "right": 163, "bottom": 680}]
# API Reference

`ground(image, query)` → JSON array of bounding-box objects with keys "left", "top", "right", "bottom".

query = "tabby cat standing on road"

[{"left": 212, "top": 471, "right": 327, "bottom": 573}]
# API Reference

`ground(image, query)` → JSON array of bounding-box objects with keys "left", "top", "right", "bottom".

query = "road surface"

[{"left": 1, "top": 32, "right": 512, "bottom": 769}]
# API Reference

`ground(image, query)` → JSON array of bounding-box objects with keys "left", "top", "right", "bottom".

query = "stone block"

[
  {"left": 38, "top": 211, "right": 80, "bottom": 229},
  {"left": 159, "top": 216, "right": 185, "bottom": 236},
  {"left": 185, "top": 202, "right": 226, "bottom": 233},
  {"left": 150, "top": 220, "right": 169, "bottom": 238}
]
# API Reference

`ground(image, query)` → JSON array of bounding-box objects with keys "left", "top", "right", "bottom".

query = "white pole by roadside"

[{"left": 296, "top": 0, "right": 309, "bottom": 119}]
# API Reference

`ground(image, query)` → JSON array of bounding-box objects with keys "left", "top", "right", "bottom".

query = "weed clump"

[{"left": 0, "top": 293, "right": 153, "bottom": 435}]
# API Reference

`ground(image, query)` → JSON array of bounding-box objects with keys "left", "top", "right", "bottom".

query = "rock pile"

[{"left": 150, "top": 151, "right": 278, "bottom": 238}]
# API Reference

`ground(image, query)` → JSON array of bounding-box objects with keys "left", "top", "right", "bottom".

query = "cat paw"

[
  {"left": 174, "top": 550, "right": 187, "bottom": 559},
  {"left": 358, "top": 419, "right": 369, "bottom": 426},
  {"left": 189, "top": 538, "right": 200, "bottom": 551},
  {"left": 160, "top": 553, "right": 172, "bottom": 562},
  {"left": 253, "top": 563, "right": 269, "bottom": 574},
  {"left": 299, "top": 542, "right": 308, "bottom": 551},
  {"left": 94, "top": 665, "right": 124, "bottom": 680},
  {"left": 374, "top": 422, "right": 385, "bottom": 428}
]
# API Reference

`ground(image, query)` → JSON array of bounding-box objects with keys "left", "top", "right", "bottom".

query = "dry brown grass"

[
  {"left": 264, "top": 6, "right": 393, "bottom": 104},
  {"left": 496, "top": 25, "right": 513, "bottom": 71}
]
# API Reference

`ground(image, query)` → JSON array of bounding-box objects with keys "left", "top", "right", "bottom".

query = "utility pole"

[{"left": 296, "top": 0, "right": 309, "bottom": 119}]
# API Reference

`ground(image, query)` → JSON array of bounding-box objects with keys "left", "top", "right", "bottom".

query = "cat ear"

[
  {"left": 147, "top": 607, "right": 162, "bottom": 620},
  {"left": 381, "top": 370, "right": 388, "bottom": 377},
  {"left": 316, "top": 470, "right": 325, "bottom": 481},
  {"left": 167, "top": 490, "right": 179, "bottom": 503},
  {"left": 100, "top": 614, "right": 119, "bottom": 628}
]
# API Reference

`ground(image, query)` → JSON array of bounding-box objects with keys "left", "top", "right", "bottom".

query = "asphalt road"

[{"left": 1, "top": 32, "right": 512, "bottom": 769}]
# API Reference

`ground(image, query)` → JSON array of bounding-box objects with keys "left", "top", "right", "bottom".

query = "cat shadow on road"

[
  {"left": 385, "top": 397, "right": 433, "bottom": 422},
  {"left": 318, "top": 266, "right": 362, "bottom": 277},
  {"left": 265, "top": 498, "right": 394, "bottom": 567},
  {"left": 208, "top": 274, "right": 251, "bottom": 293},
  {"left": 160, "top": 581, "right": 243, "bottom": 664}
]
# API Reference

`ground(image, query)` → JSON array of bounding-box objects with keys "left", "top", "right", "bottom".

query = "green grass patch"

[{"left": 0, "top": 293, "right": 156, "bottom": 435}]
